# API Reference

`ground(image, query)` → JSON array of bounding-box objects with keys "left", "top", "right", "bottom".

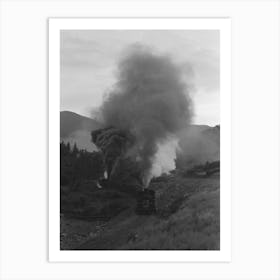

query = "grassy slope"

[{"left": 75, "top": 174, "right": 220, "bottom": 250}]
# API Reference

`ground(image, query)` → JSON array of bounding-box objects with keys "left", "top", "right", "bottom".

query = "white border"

[{"left": 49, "top": 18, "right": 231, "bottom": 262}]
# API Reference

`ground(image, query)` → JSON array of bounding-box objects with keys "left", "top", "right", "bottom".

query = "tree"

[
  {"left": 72, "top": 143, "right": 78, "bottom": 157},
  {"left": 66, "top": 142, "right": 71, "bottom": 154}
]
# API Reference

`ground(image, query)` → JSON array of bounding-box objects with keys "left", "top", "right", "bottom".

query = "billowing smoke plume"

[
  {"left": 92, "top": 127, "right": 134, "bottom": 178},
  {"left": 93, "top": 45, "right": 193, "bottom": 187}
]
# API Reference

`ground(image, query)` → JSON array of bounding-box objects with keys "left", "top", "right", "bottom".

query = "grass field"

[{"left": 61, "top": 174, "right": 220, "bottom": 250}]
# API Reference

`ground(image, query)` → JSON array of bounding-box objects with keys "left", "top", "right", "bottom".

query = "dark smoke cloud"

[
  {"left": 92, "top": 127, "right": 134, "bottom": 177},
  {"left": 96, "top": 45, "right": 193, "bottom": 185}
]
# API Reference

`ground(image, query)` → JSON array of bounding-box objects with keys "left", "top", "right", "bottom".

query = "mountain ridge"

[{"left": 60, "top": 111, "right": 220, "bottom": 166}]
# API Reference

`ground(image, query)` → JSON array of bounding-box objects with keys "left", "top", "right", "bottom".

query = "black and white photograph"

[
  {"left": 49, "top": 18, "right": 231, "bottom": 260},
  {"left": 2, "top": 0, "right": 280, "bottom": 278},
  {"left": 1, "top": 0, "right": 280, "bottom": 277}
]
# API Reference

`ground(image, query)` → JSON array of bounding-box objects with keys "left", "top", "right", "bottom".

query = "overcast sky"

[{"left": 61, "top": 30, "right": 219, "bottom": 126}]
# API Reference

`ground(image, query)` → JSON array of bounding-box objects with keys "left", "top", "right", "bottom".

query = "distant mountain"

[
  {"left": 61, "top": 111, "right": 100, "bottom": 138},
  {"left": 176, "top": 125, "right": 220, "bottom": 168},
  {"left": 60, "top": 111, "right": 220, "bottom": 166},
  {"left": 60, "top": 111, "right": 101, "bottom": 151}
]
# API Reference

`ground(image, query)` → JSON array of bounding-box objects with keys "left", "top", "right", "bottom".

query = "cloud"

[{"left": 60, "top": 30, "right": 220, "bottom": 125}]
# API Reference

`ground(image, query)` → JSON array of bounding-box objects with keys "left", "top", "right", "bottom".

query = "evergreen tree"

[
  {"left": 66, "top": 142, "right": 71, "bottom": 154},
  {"left": 72, "top": 143, "right": 78, "bottom": 157}
]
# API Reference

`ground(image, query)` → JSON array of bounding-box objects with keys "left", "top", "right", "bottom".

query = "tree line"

[{"left": 60, "top": 141, "right": 104, "bottom": 186}]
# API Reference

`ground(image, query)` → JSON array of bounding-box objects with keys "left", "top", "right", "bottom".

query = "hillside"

[
  {"left": 61, "top": 172, "right": 220, "bottom": 250},
  {"left": 60, "top": 112, "right": 220, "bottom": 250},
  {"left": 60, "top": 111, "right": 101, "bottom": 151},
  {"left": 60, "top": 111, "right": 220, "bottom": 166},
  {"left": 176, "top": 125, "right": 220, "bottom": 168},
  {"left": 61, "top": 111, "right": 100, "bottom": 138}
]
